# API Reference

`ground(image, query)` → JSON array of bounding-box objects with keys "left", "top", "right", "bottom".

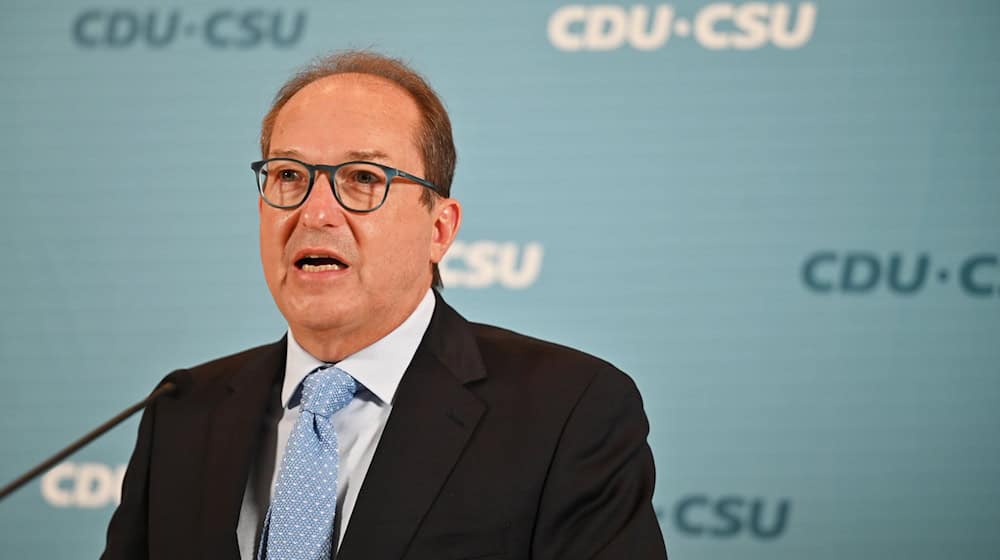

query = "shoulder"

[
  {"left": 470, "top": 321, "right": 614, "bottom": 372},
  {"left": 466, "top": 320, "right": 640, "bottom": 403},
  {"left": 430, "top": 293, "right": 637, "bottom": 399}
]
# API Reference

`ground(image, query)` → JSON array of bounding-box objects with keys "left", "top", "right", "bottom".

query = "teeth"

[{"left": 301, "top": 263, "right": 343, "bottom": 272}]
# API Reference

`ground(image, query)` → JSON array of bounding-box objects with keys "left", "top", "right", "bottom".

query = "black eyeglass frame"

[{"left": 251, "top": 157, "right": 444, "bottom": 213}]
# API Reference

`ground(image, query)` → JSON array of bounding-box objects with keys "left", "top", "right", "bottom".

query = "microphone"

[{"left": 0, "top": 369, "right": 193, "bottom": 502}]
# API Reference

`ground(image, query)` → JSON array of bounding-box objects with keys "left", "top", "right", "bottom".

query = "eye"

[
  {"left": 278, "top": 168, "right": 303, "bottom": 182},
  {"left": 352, "top": 169, "right": 379, "bottom": 184}
]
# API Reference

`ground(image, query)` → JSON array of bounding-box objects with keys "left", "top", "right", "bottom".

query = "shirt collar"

[{"left": 281, "top": 288, "right": 436, "bottom": 409}]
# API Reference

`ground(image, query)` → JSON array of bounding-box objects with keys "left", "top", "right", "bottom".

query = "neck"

[{"left": 291, "top": 288, "right": 431, "bottom": 362}]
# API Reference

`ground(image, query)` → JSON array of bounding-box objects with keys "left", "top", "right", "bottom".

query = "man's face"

[{"left": 259, "top": 73, "right": 459, "bottom": 359}]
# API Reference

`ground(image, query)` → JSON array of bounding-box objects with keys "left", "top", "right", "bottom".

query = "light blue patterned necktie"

[{"left": 259, "top": 365, "right": 357, "bottom": 560}]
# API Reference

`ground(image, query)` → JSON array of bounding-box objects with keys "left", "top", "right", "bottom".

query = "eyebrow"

[
  {"left": 268, "top": 148, "right": 392, "bottom": 163},
  {"left": 345, "top": 150, "right": 391, "bottom": 162},
  {"left": 269, "top": 148, "right": 306, "bottom": 159}
]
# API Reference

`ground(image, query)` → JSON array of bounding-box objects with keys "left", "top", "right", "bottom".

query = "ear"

[{"left": 429, "top": 197, "right": 462, "bottom": 264}]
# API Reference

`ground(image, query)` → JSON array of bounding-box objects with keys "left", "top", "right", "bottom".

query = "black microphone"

[{"left": 0, "top": 369, "right": 193, "bottom": 502}]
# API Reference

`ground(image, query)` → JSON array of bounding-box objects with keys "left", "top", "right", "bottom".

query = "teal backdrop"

[{"left": 1, "top": 1, "right": 998, "bottom": 558}]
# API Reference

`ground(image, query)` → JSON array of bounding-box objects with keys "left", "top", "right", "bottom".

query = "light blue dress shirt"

[{"left": 236, "top": 289, "right": 436, "bottom": 559}]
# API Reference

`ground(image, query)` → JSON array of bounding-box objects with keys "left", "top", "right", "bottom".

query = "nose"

[{"left": 298, "top": 171, "right": 347, "bottom": 228}]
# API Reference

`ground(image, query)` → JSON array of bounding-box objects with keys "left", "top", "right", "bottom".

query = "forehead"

[{"left": 270, "top": 73, "right": 422, "bottom": 161}]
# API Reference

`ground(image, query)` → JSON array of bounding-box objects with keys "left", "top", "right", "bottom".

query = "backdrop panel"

[{"left": 1, "top": 1, "right": 998, "bottom": 558}]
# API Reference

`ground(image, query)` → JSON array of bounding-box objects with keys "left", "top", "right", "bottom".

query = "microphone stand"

[{"left": 0, "top": 379, "right": 182, "bottom": 502}]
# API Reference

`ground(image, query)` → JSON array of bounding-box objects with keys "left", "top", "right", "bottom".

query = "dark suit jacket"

[{"left": 102, "top": 293, "right": 667, "bottom": 559}]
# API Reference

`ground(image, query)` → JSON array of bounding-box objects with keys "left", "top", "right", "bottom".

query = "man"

[{"left": 102, "top": 50, "right": 667, "bottom": 559}]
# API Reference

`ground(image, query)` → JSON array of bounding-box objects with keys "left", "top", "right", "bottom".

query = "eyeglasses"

[{"left": 251, "top": 157, "right": 443, "bottom": 212}]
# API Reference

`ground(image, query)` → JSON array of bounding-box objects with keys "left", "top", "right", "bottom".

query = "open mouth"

[{"left": 295, "top": 255, "right": 348, "bottom": 272}]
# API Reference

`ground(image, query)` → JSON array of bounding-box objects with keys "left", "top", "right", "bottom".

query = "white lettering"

[
  {"left": 496, "top": 243, "right": 544, "bottom": 289},
  {"left": 40, "top": 462, "right": 126, "bottom": 508},
  {"left": 731, "top": 2, "right": 770, "bottom": 50},
  {"left": 74, "top": 462, "right": 113, "bottom": 508},
  {"left": 549, "top": 3, "right": 816, "bottom": 51},
  {"left": 40, "top": 462, "right": 75, "bottom": 508},
  {"left": 440, "top": 241, "right": 544, "bottom": 289},
  {"left": 770, "top": 2, "right": 816, "bottom": 49},
  {"left": 628, "top": 5, "right": 674, "bottom": 50},
  {"left": 693, "top": 3, "right": 733, "bottom": 50},
  {"left": 548, "top": 5, "right": 587, "bottom": 51},
  {"left": 584, "top": 5, "right": 628, "bottom": 51},
  {"left": 113, "top": 463, "right": 126, "bottom": 505},
  {"left": 462, "top": 241, "right": 498, "bottom": 288}
]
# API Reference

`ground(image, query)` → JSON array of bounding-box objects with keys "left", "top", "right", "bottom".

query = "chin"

[{"left": 283, "top": 297, "right": 359, "bottom": 329}]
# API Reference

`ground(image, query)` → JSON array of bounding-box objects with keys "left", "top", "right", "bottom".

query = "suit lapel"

[
  {"left": 338, "top": 296, "right": 487, "bottom": 560},
  {"left": 198, "top": 339, "right": 286, "bottom": 559}
]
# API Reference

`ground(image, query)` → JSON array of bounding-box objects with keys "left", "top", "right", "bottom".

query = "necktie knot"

[{"left": 301, "top": 365, "right": 357, "bottom": 418}]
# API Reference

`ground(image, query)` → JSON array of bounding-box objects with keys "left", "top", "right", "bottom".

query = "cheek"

[
  {"left": 259, "top": 212, "right": 295, "bottom": 270},
  {"left": 358, "top": 214, "right": 430, "bottom": 276}
]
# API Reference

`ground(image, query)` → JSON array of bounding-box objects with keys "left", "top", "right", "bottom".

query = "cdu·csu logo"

[
  {"left": 72, "top": 8, "right": 306, "bottom": 49},
  {"left": 440, "top": 241, "right": 544, "bottom": 289},
  {"left": 657, "top": 495, "right": 791, "bottom": 539},
  {"left": 40, "top": 462, "right": 126, "bottom": 508},
  {"left": 802, "top": 251, "right": 1000, "bottom": 297},
  {"left": 548, "top": 2, "right": 817, "bottom": 51}
]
